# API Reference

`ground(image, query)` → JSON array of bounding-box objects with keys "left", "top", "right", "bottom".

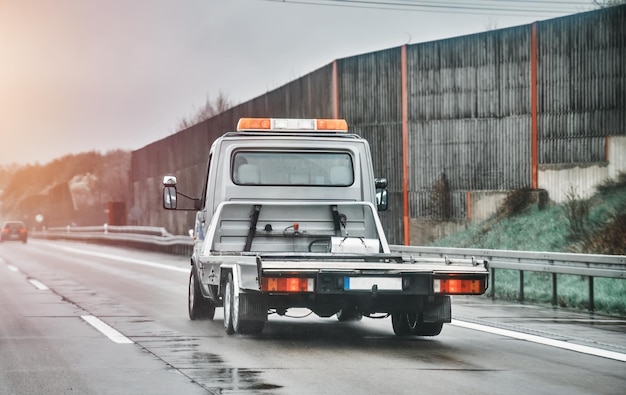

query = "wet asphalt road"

[{"left": 1, "top": 240, "right": 625, "bottom": 394}]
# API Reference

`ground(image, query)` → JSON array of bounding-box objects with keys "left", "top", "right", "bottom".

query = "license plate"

[{"left": 343, "top": 277, "right": 402, "bottom": 291}]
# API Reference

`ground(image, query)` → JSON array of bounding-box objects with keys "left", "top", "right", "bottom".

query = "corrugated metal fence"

[
  {"left": 538, "top": 10, "right": 625, "bottom": 165},
  {"left": 130, "top": 6, "right": 625, "bottom": 244}
]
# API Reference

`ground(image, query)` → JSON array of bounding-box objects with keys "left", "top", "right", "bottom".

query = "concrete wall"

[
  {"left": 538, "top": 135, "right": 626, "bottom": 204},
  {"left": 468, "top": 191, "right": 509, "bottom": 223},
  {"left": 410, "top": 219, "right": 468, "bottom": 246},
  {"left": 609, "top": 136, "right": 626, "bottom": 179}
]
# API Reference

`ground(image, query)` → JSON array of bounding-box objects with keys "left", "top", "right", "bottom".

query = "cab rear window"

[{"left": 232, "top": 151, "right": 354, "bottom": 186}]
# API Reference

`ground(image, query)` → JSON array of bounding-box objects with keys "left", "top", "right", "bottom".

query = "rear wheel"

[
  {"left": 392, "top": 312, "right": 443, "bottom": 337},
  {"left": 223, "top": 273, "right": 235, "bottom": 334},
  {"left": 188, "top": 269, "right": 215, "bottom": 320},
  {"left": 391, "top": 312, "right": 416, "bottom": 336}
]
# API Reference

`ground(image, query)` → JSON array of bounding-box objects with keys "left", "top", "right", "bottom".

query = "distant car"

[{"left": 1, "top": 221, "right": 28, "bottom": 243}]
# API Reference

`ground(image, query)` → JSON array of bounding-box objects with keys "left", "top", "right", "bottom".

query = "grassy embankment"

[{"left": 431, "top": 173, "right": 626, "bottom": 317}]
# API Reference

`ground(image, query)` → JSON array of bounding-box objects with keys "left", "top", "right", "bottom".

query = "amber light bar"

[
  {"left": 433, "top": 278, "right": 486, "bottom": 295},
  {"left": 315, "top": 119, "right": 348, "bottom": 131},
  {"left": 237, "top": 118, "right": 348, "bottom": 132},
  {"left": 261, "top": 277, "right": 315, "bottom": 293}
]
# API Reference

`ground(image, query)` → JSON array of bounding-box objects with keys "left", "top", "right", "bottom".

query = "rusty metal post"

[
  {"left": 552, "top": 273, "right": 558, "bottom": 306},
  {"left": 519, "top": 270, "right": 524, "bottom": 302},
  {"left": 589, "top": 276, "right": 595, "bottom": 312}
]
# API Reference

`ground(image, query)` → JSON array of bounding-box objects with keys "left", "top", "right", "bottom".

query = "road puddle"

[{"left": 186, "top": 352, "right": 282, "bottom": 393}]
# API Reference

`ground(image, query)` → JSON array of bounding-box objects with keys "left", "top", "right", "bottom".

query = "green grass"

[
  {"left": 433, "top": 204, "right": 571, "bottom": 251},
  {"left": 487, "top": 270, "right": 626, "bottom": 317},
  {"left": 432, "top": 174, "right": 626, "bottom": 317}
]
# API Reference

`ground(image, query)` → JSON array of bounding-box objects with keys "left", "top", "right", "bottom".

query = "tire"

[
  {"left": 411, "top": 322, "right": 443, "bottom": 337},
  {"left": 392, "top": 312, "right": 443, "bottom": 337},
  {"left": 223, "top": 273, "right": 235, "bottom": 334},
  {"left": 391, "top": 312, "right": 418, "bottom": 336},
  {"left": 188, "top": 269, "right": 215, "bottom": 320}
]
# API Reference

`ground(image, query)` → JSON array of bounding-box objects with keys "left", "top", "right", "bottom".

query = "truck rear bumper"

[{"left": 257, "top": 292, "right": 452, "bottom": 322}]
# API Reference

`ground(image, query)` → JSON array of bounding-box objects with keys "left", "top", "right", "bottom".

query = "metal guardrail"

[
  {"left": 33, "top": 226, "right": 195, "bottom": 256},
  {"left": 389, "top": 245, "right": 626, "bottom": 278},
  {"left": 46, "top": 224, "right": 175, "bottom": 237},
  {"left": 390, "top": 245, "right": 626, "bottom": 311},
  {"left": 33, "top": 226, "right": 626, "bottom": 311}
]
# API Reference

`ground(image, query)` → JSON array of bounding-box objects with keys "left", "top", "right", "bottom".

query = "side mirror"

[
  {"left": 375, "top": 177, "right": 387, "bottom": 189},
  {"left": 163, "top": 186, "right": 177, "bottom": 209},
  {"left": 375, "top": 177, "right": 388, "bottom": 211},
  {"left": 163, "top": 175, "right": 178, "bottom": 186},
  {"left": 162, "top": 175, "right": 178, "bottom": 209},
  {"left": 161, "top": 175, "right": 202, "bottom": 211},
  {"left": 376, "top": 189, "right": 388, "bottom": 211}
]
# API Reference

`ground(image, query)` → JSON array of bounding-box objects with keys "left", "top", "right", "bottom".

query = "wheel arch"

[{"left": 190, "top": 258, "right": 221, "bottom": 303}]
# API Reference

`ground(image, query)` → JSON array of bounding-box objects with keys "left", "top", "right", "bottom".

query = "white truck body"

[{"left": 163, "top": 118, "right": 488, "bottom": 336}]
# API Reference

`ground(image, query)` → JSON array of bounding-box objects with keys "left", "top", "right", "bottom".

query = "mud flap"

[
  {"left": 232, "top": 266, "right": 267, "bottom": 322},
  {"left": 238, "top": 292, "right": 267, "bottom": 321},
  {"left": 423, "top": 295, "right": 451, "bottom": 323}
]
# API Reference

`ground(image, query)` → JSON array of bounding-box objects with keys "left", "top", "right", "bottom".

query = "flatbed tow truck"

[{"left": 163, "top": 118, "right": 488, "bottom": 336}]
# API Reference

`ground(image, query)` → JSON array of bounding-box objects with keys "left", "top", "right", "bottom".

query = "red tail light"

[
  {"left": 261, "top": 277, "right": 314, "bottom": 293},
  {"left": 433, "top": 278, "right": 486, "bottom": 295}
]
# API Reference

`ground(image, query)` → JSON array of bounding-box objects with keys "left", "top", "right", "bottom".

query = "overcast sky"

[{"left": 0, "top": 0, "right": 596, "bottom": 166}]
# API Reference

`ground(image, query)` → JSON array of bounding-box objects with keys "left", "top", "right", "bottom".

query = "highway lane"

[
  {"left": 1, "top": 240, "right": 625, "bottom": 394},
  {"left": 0, "top": 241, "right": 205, "bottom": 395}
]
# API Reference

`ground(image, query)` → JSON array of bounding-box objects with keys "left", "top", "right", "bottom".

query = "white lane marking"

[
  {"left": 7, "top": 264, "right": 19, "bottom": 272},
  {"left": 81, "top": 315, "right": 134, "bottom": 344},
  {"left": 452, "top": 319, "right": 626, "bottom": 363},
  {"left": 28, "top": 279, "right": 49, "bottom": 290},
  {"left": 45, "top": 243, "right": 188, "bottom": 273}
]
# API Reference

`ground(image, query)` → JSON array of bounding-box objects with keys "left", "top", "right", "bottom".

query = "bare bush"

[
  {"left": 430, "top": 172, "right": 451, "bottom": 219},
  {"left": 497, "top": 188, "right": 533, "bottom": 219},
  {"left": 562, "top": 186, "right": 590, "bottom": 243},
  {"left": 584, "top": 213, "right": 626, "bottom": 254},
  {"left": 176, "top": 91, "right": 231, "bottom": 131},
  {"left": 596, "top": 171, "right": 626, "bottom": 194}
]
